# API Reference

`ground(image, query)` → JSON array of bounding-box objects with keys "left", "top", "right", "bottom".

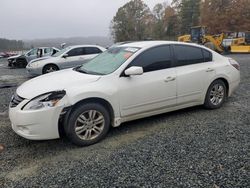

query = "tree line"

[
  {"left": 0, "top": 38, "right": 24, "bottom": 51},
  {"left": 110, "top": 0, "right": 250, "bottom": 42}
]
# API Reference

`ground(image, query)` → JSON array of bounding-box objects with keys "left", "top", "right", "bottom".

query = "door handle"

[
  {"left": 206, "top": 68, "right": 215, "bottom": 72},
  {"left": 164, "top": 76, "right": 176, "bottom": 82}
]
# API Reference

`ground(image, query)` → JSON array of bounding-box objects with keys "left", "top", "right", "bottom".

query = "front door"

[
  {"left": 62, "top": 47, "right": 86, "bottom": 68},
  {"left": 118, "top": 45, "right": 177, "bottom": 117}
]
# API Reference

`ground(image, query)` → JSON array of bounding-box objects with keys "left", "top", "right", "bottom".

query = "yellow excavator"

[
  {"left": 178, "top": 26, "right": 250, "bottom": 53},
  {"left": 178, "top": 26, "right": 225, "bottom": 53}
]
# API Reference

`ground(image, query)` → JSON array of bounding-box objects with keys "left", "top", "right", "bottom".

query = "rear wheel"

[
  {"left": 204, "top": 80, "right": 227, "bottom": 109},
  {"left": 65, "top": 103, "right": 110, "bottom": 146},
  {"left": 42, "top": 64, "right": 59, "bottom": 74}
]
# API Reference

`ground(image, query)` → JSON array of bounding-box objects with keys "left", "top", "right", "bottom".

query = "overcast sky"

[{"left": 0, "top": 0, "right": 169, "bottom": 40}]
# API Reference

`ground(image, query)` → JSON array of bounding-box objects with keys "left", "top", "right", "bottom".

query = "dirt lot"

[{"left": 0, "top": 55, "right": 249, "bottom": 187}]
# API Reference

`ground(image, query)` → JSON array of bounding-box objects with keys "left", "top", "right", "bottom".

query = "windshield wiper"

[
  {"left": 73, "top": 66, "right": 88, "bottom": 74},
  {"left": 73, "top": 66, "right": 104, "bottom": 75}
]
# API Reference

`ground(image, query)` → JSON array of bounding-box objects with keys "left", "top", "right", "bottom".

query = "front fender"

[{"left": 66, "top": 84, "right": 120, "bottom": 118}]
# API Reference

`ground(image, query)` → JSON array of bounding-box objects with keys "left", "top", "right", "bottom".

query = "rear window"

[
  {"left": 173, "top": 45, "right": 213, "bottom": 67},
  {"left": 174, "top": 45, "right": 204, "bottom": 67},
  {"left": 85, "top": 47, "right": 102, "bottom": 55}
]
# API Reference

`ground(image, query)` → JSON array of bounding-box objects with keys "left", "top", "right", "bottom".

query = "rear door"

[{"left": 172, "top": 44, "right": 216, "bottom": 105}]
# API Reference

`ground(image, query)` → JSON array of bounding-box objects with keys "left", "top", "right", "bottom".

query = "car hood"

[
  {"left": 17, "top": 69, "right": 101, "bottom": 99},
  {"left": 7, "top": 54, "right": 22, "bottom": 60}
]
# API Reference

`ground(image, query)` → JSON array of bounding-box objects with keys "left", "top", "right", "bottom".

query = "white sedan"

[{"left": 9, "top": 41, "right": 240, "bottom": 146}]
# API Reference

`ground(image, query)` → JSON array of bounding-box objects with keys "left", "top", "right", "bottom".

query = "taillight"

[{"left": 229, "top": 58, "right": 240, "bottom": 71}]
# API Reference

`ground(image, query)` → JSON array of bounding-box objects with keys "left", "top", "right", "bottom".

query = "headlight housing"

[
  {"left": 22, "top": 90, "right": 66, "bottom": 111},
  {"left": 28, "top": 61, "right": 39, "bottom": 68}
]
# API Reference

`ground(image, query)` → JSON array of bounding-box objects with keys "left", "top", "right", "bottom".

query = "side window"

[
  {"left": 44, "top": 48, "right": 52, "bottom": 55},
  {"left": 85, "top": 47, "right": 102, "bottom": 55},
  {"left": 128, "top": 45, "right": 172, "bottom": 73},
  {"left": 67, "top": 48, "right": 85, "bottom": 57},
  {"left": 174, "top": 45, "right": 204, "bottom": 67},
  {"left": 203, "top": 49, "right": 212, "bottom": 62},
  {"left": 52, "top": 48, "right": 58, "bottom": 55}
]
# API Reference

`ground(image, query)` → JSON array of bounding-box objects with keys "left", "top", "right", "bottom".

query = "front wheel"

[
  {"left": 65, "top": 103, "right": 110, "bottom": 146},
  {"left": 42, "top": 64, "right": 59, "bottom": 74},
  {"left": 16, "top": 59, "right": 27, "bottom": 68},
  {"left": 204, "top": 80, "right": 227, "bottom": 109}
]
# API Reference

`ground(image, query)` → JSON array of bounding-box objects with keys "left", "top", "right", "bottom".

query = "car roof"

[
  {"left": 119, "top": 40, "right": 205, "bottom": 49},
  {"left": 68, "top": 45, "right": 104, "bottom": 48}
]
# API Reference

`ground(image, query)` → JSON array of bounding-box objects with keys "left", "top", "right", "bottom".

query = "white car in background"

[
  {"left": 26, "top": 45, "right": 106, "bottom": 76},
  {"left": 9, "top": 41, "right": 240, "bottom": 146}
]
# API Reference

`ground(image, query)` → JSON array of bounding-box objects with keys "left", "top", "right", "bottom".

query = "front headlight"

[
  {"left": 28, "top": 62, "right": 39, "bottom": 68},
  {"left": 22, "top": 90, "right": 66, "bottom": 111}
]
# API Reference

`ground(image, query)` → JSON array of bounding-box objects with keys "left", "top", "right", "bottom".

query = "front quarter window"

[{"left": 76, "top": 47, "right": 139, "bottom": 75}]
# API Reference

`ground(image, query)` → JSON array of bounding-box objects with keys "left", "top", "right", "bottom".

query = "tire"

[
  {"left": 204, "top": 80, "right": 227, "bottom": 109},
  {"left": 8, "top": 62, "right": 12, "bottom": 67},
  {"left": 42, "top": 64, "right": 59, "bottom": 74},
  {"left": 64, "top": 103, "right": 110, "bottom": 146},
  {"left": 16, "top": 59, "right": 27, "bottom": 68}
]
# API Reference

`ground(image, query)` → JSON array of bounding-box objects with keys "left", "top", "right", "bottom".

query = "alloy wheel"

[
  {"left": 74, "top": 110, "right": 105, "bottom": 141},
  {"left": 46, "top": 66, "right": 57, "bottom": 73},
  {"left": 209, "top": 84, "right": 225, "bottom": 106}
]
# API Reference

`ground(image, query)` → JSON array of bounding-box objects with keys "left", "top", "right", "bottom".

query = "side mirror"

[
  {"left": 62, "top": 54, "right": 68, "bottom": 58},
  {"left": 125, "top": 66, "right": 143, "bottom": 76}
]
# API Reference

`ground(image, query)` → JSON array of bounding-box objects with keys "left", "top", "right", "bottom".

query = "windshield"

[
  {"left": 75, "top": 47, "right": 140, "bottom": 75},
  {"left": 25, "top": 49, "right": 37, "bottom": 56},
  {"left": 191, "top": 28, "right": 201, "bottom": 38},
  {"left": 52, "top": 46, "right": 71, "bottom": 57}
]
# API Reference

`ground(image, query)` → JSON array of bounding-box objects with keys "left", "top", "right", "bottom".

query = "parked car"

[
  {"left": 26, "top": 45, "right": 106, "bottom": 76},
  {"left": 6, "top": 52, "right": 18, "bottom": 57},
  {"left": 9, "top": 41, "right": 240, "bottom": 146},
  {"left": 7, "top": 47, "right": 59, "bottom": 68},
  {"left": 0, "top": 52, "right": 16, "bottom": 58},
  {"left": 0, "top": 52, "right": 6, "bottom": 58}
]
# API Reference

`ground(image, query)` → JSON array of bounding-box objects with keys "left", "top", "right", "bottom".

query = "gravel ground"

[{"left": 0, "top": 55, "right": 249, "bottom": 187}]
